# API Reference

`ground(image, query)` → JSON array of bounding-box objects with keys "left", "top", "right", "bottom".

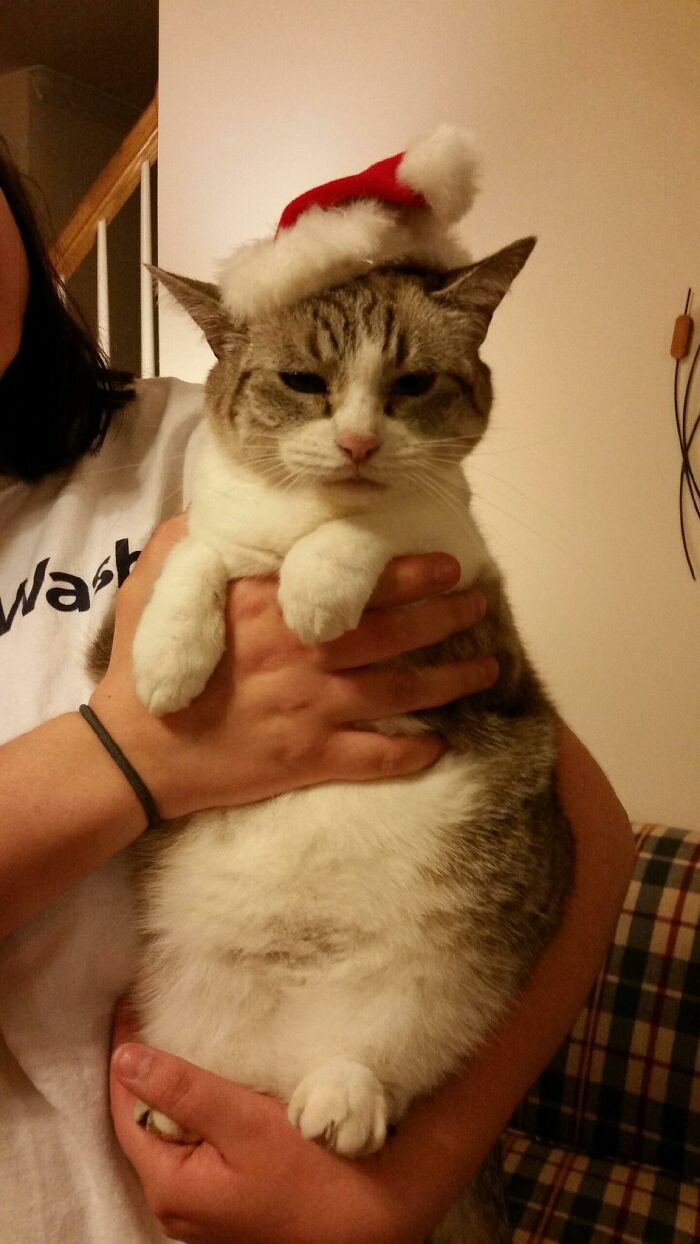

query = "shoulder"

[
  {"left": 124, "top": 376, "right": 205, "bottom": 429},
  {"left": 101, "top": 377, "right": 206, "bottom": 469}
]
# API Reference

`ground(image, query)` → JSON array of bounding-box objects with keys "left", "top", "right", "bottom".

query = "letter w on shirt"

[{"left": 0, "top": 558, "right": 49, "bottom": 636}]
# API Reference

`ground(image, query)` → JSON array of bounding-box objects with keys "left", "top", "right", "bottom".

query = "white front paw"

[
  {"left": 133, "top": 607, "right": 225, "bottom": 716},
  {"left": 135, "top": 1100, "right": 200, "bottom": 1145},
  {"left": 288, "top": 1058, "right": 387, "bottom": 1157},
  {"left": 278, "top": 563, "right": 371, "bottom": 645}
]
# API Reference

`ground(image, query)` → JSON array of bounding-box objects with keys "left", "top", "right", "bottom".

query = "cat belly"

[{"left": 137, "top": 753, "right": 495, "bottom": 1107}]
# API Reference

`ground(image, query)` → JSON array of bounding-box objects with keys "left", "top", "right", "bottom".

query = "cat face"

[
  {"left": 155, "top": 237, "right": 534, "bottom": 499},
  {"left": 221, "top": 270, "right": 495, "bottom": 497}
]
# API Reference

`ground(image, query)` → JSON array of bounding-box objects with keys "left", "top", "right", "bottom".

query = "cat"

[{"left": 122, "top": 239, "right": 573, "bottom": 1244}]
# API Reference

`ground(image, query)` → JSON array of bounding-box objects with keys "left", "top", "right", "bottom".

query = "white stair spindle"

[
  {"left": 140, "top": 160, "right": 155, "bottom": 378},
  {"left": 96, "top": 218, "right": 110, "bottom": 362}
]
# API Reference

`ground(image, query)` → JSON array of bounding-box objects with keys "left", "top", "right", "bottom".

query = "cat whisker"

[
  {"left": 191, "top": 453, "right": 285, "bottom": 486},
  {"left": 469, "top": 488, "right": 580, "bottom": 566},
  {"left": 413, "top": 434, "right": 482, "bottom": 447},
  {"left": 404, "top": 454, "right": 470, "bottom": 468},
  {"left": 463, "top": 508, "right": 552, "bottom": 584},
  {"left": 412, "top": 459, "right": 569, "bottom": 560},
  {"left": 156, "top": 484, "right": 191, "bottom": 511},
  {"left": 473, "top": 428, "right": 569, "bottom": 458},
  {"left": 467, "top": 462, "right": 575, "bottom": 537},
  {"left": 404, "top": 464, "right": 473, "bottom": 532},
  {"left": 87, "top": 450, "right": 188, "bottom": 477},
  {"left": 395, "top": 447, "right": 467, "bottom": 462}
]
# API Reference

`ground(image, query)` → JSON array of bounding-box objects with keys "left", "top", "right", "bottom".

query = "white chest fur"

[
  {"left": 132, "top": 432, "right": 493, "bottom": 715},
  {"left": 138, "top": 752, "right": 492, "bottom": 1113},
  {"left": 191, "top": 433, "right": 491, "bottom": 583},
  {"left": 134, "top": 430, "right": 501, "bottom": 1156}
]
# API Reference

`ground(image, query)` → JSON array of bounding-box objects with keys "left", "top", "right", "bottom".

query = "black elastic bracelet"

[{"left": 79, "top": 704, "right": 162, "bottom": 830}]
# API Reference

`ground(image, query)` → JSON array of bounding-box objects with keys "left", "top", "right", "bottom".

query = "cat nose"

[{"left": 336, "top": 433, "right": 380, "bottom": 462}]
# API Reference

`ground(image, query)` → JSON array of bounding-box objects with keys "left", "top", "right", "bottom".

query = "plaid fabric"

[
  {"left": 511, "top": 823, "right": 700, "bottom": 1180},
  {"left": 503, "top": 1130, "right": 700, "bottom": 1243}
]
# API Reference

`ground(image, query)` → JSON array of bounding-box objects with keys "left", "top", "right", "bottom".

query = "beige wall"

[{"left": 158, "top": 0, "right": 700, "bottom": 830}]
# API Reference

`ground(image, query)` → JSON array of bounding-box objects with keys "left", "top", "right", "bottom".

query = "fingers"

[
  {"left": 110, "top": 1048, "right": 193, "bottom": 1196},
  {"left": 332, "top": 656, "right": 499, "bottom": 724},
  {"left": 109, "top": 1045, "right": 218, "bottom": 1236},
  {"left": 323, "top": 730, "right": 446, "bottom": 781},
  {"left": 137, "top": 512, "right": 189, "bottom": 569},
  {"left": 321, "top": 588, "right": 488, "bottom": 671},
  {"left": 111, "top": 996, "right": 140, "bottom": 1052},
  {"left": 367, "top": 554, "right": 461, "bottom": 608},
  {"left": 116, "top": 513, "right": 188, "bottom": 606},
  {"left": 111, "top": 1042, "right": 267, "bottom": 1145}
]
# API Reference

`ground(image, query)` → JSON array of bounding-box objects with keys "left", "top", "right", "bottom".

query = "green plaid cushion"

[
  {"left": 504, "top": 1130, "right": 699, "bottom": 1243},
  {"left": 510, "top": 824, "right": 700, "bottom": 1180}
]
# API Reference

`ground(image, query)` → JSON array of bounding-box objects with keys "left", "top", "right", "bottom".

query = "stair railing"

[{"left": 50, "top": 91, "right": 158, "bottom": 376}]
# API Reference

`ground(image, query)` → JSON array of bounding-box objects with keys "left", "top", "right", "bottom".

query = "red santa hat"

[{"left": 219, "top": 125, "right": 480, "bottom": 321}]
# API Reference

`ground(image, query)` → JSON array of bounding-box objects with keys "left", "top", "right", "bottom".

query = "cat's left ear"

[
  {"left": 433, "top": 237, "right": 536, "bottom": 347},
  {"left": 148, "top": 266, "right": 245, "bottom": 359}
]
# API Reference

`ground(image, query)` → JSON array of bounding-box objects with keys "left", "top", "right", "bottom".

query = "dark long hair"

[{"left": 0, "top": 140, "right": 134, "bottom": 481}]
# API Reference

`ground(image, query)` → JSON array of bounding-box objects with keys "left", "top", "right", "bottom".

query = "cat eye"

[
  {"left": 391, "top": 372, "right": 436, "bottom": 397},
  {"left": 279, "top": 371, "right": 328, "bottom": 394}
]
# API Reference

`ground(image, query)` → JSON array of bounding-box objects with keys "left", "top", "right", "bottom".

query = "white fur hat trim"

[{"left": 219, "top": 126, "right": 480, "bottom": 321}]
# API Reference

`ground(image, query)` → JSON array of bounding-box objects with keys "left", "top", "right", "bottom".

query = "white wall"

[{"left": 158, "top": 0, "right": 700, "bottom": 830}]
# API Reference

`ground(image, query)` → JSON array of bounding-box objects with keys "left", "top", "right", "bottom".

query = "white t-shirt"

[{"left": 0, "top": 377, "right": 205, "bottom": 1244}]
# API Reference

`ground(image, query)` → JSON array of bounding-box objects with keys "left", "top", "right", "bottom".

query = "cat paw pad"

[
  {"left": 134, "top": 1100, "right": 200, "bottom": 1145},
  {"left": 288, "top": 1059, "right": 387, "bottom": 1157},
  {"left": 132, "top": 656, "right": 209, "bottom": 716},
  {"left": 132, "top": 615, "right": 224, "bottom": 715},
  {"left": 277, "top": 580, "right": 366, "bottom": 645}
]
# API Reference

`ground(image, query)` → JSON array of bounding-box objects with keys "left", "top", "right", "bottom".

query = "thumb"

[{"left": 111, "top": 1041, "right": 274, "bottom": 1144}]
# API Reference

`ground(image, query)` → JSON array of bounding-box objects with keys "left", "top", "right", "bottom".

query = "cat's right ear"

[
  {"left": 432, "top": 237, "right": 536, "bottom": 348},
  {"left": 148, "top": 266, "right": 245, "bottom": 359}
]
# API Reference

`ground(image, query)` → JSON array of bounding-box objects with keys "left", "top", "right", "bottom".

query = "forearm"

[
  {"left": 0, "top": 712, "right": 147, "bottom": 935},
  {"left": 380, "top": 724, "right": 635, "bottom": 1237},
  {"left": 0, "top": 555, "right": 490, "bottom": 941},
  {"left": 109, "top": 725, "right": 633, "bottom": 1244}
]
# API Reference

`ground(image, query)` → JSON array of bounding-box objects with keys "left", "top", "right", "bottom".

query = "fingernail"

[
  {"left": 478, "top": 656, "right": 499, "bottom": 685},
  {"left": 472, "top": 590, "right": 488, "bottom": 619},
  {"left": 433, "top": 555, "right": 460, "bottom": 585},
  {"left": 113, "top": 1043, "right": 153, "bottom": 1084}
]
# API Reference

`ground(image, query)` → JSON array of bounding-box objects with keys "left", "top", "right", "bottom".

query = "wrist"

[
  {"left": 68, "top": 710, "right": 153, "bottom": 840},
  {"left": 78, "top": 705, "right": 162, "bottom": 830},
  {"left": 0, "top": 713, "right": 149, "bottom": 934},
  {"left": 86, "top": 686, "right": 197, "bottom": 822}
]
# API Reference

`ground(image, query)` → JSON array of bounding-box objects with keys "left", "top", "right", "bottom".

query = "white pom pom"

[
  {"left": 217, "top": 126, "right": 482, "bottom": 319},
  {"left": 398, "top": 124, "right": 481, "bottom": 223}
]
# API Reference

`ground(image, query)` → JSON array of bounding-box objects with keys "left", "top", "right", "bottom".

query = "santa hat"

[{"left": 219, "top": 125, "right": 480, "bottom": 321}]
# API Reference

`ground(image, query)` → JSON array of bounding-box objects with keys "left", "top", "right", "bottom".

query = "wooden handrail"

[{"left": 51, "top": 92, "right": 158, "bottom": 281}]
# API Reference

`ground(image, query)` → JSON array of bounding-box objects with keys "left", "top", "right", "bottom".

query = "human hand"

[
  {"left": 110, "top": 726, "right": 635, "bottom": 1244},
  {"left": 90, "top": 514, "right": 498, "bottom": 820},
  {"left": 110, "top": 1002, "right": 436, "bottom": 1244}
]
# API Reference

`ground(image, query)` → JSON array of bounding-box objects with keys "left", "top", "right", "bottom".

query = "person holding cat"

[{"left": 0, "top": 140, "right": 633, "bottom": 1244}]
